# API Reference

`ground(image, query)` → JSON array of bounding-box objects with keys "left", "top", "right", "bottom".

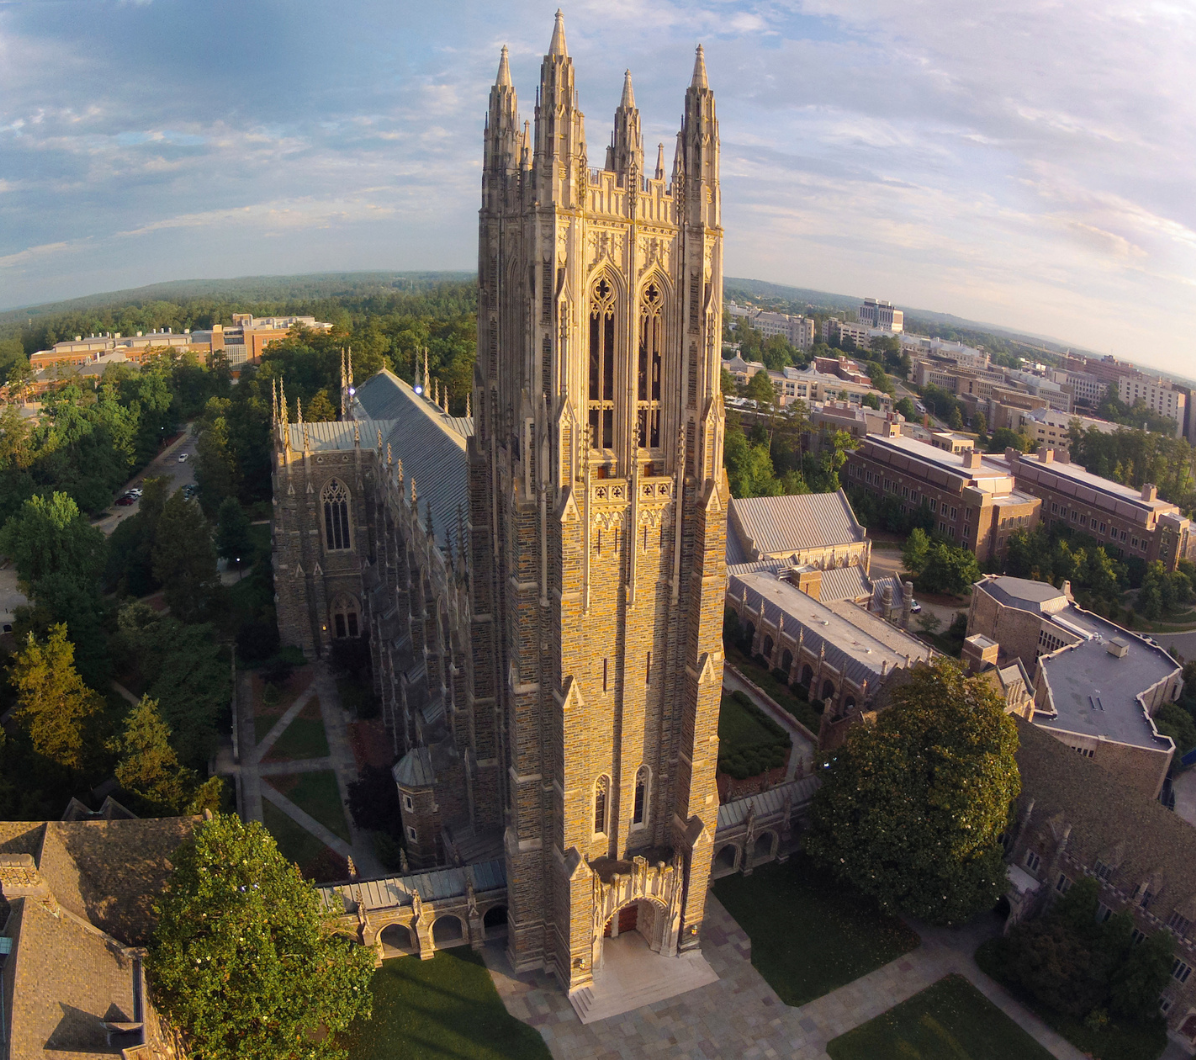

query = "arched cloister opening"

[
  {"left": 821, "top": 679, "right": 836, "bottom": 702},
  {"left": 801, "top": 664, "right": 814, "bottom": 688},
  {"left": 762, "top": 635, "right": 774, "bottom": 660},
  {"left": 379, "top": 923, "right": 417, "bottom": 958},
  {"left": 753, "top": 832, "right": 776, "bottom": 861},
  {"left": 714, "top": 844, "right": 739, "bottom": 874},
  {"left": 844, "top": 695, "right": 857, "bottom": 712},
  {"left": 483, "top": 905, "right": 508, "bottom": 940},
  {"left": 780, "top": 649, "right": 793, "bottom": 676},
  {"left": 432, "top": 914, "right": 465, "bottom": 948}
]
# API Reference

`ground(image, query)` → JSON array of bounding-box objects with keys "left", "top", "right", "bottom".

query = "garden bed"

[{"left": 713, "top": 856, "right": 919, "bottom": 1007}]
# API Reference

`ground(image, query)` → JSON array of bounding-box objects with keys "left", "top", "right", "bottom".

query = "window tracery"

[
  {"left": 637, "top": 282, "right": 663, "bottom": 448},
  {"left": 588, "top": 276, "right": 616, "bottom": 449},
  {"left": 322, "top": 479, "right": 351, "bottom": 551}
]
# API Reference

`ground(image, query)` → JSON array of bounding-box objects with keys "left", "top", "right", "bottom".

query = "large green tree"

[
  {"left": 806, "top": 659, "right": 1021, "bottom": 924},
  {"left": 148, "top": 814, "right": 375, "bottom": 1060},
  {"left": 10, "top": 623, "right": 104, "bottom": 772},
  {"left": 110, "top": 696, "right": 223, "bottom": 816},
  {"left": 152, "top": 491, "right": 220, "bottom": 621}
]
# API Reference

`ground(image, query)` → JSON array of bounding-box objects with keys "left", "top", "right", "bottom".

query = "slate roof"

[
  {"left": 818, "top": 564, "right": 872, "bottom": 603},
  {"left": 0, "top": 816, "right": 196, "bottom": 1060},
  {"left": 352, "top": 370, "right": 473, "bottom": 552},
  {"left": 317, "top": 858, "right": 507, "bottom": 915},
  {"left": 1015, "top": 720, "right": 1196, "bottom": 927},
  {"left": 716, "top": 777, "right": 820, "bottom": 831},
  {"left": 727, "top": 490, "right": 866, "bottom": 561}
]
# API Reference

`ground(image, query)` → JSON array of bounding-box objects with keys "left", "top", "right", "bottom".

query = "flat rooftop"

[
  {"left": 1037, "top": 607, "right": 1178, "bottom": 751},
  {"left": 859, "top": 434, "right": 1014, "bottom": 488},
  {"left": 984, "top": 452, "right": 1180, "bottom": 516},
  {"left": 730, "top": 570, "right": 933, "bottom": 688}
]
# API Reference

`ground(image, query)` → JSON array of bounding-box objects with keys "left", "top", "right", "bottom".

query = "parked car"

[
  {"left": 177, "top": 452, "right": 189, "bottom": 463},
  {"left": 128, "top": 487, "right": 143, "bottom": 498},
  {"left": 183, "top": 484, "right": 198, "bottom": 499},
  {"left": 115, "top": 494, "right": 136, "bottom": 506},
  {"left": 909, "top": 599, "right": 922, "bottom": 614}
]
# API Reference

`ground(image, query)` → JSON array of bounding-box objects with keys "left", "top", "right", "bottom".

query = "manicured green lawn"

[
  {"left": 282, "top": 770, "right": 352, "bottom": 842},
  {"left": 342, "top": 948, "right": 550, "bottom": 1060},
  {"left": 263, "top": 699, "right": 329, "bottom": 761},
  {"left": 725, "top": 644, "right": 821, "bottom": 734},
  {"left": 827, "top": 974, "right": 1053, "bottom": 1060},
  {"left": 713, "top": 856, "right": 919, "bottom": 1007},
  {"left": 719, "top": 694, "right": 783, "bottom": 751}
]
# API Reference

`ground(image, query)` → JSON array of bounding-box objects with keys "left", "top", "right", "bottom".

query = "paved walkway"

[
  {"left": 485, "top": 896, "right": 1090, "bottom": 1060},
  {"left": 221, "top": 661, "right": 383, "bottom": 876}
]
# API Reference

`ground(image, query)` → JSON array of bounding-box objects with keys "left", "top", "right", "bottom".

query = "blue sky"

[{"left": 1, "top": 0, "right": 1194, "bottom": 372}]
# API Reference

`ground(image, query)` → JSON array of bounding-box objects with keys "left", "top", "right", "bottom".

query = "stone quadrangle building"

[{"left": 272, "top": 14, "right": 728, "bottom": 998}]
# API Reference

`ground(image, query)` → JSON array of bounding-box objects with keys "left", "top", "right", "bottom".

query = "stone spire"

[
  {"left": 549, "top": 8, "right": 567, "bottom": 56},
  {"left": 609, "top": 69, "right": 643, "bottom": 179},
  {"left": 691, "top": 44, "right": 708, "bottom": 89},
  {"left": 496, "top": 44, "right": 512, "bottom": 86},
  {"left": 655, "top": 142, "right": 665, "bottom": 181}
]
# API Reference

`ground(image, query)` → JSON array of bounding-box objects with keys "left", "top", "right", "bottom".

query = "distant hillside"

[
  {"left": 724, "top": 276, "right": 1086, "bottom": 359},
  {"left": 0, "top": 271, "right": 474, "bottom": 334}
]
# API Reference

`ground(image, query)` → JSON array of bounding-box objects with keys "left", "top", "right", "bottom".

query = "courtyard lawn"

[
  {"left": 827, "top": 974, "right": 1053, "bottom": 1060},
  {"left": 274, "top": 770, "right": 352, "bottom": 843},
  {"left": 343, "top": 948, "right": 550, "bottom": 1060},
  {"left": 262, "top": 698, "right": 329, "bottom": 761},
  {"left": 718, "top": 693, "right": 790, "bottom": 778},
  {"left": 260, "top": 800, "right": 346, "bottom": 882},
  {"left": 713, "top": 856, "right": 919, "bottom": 1007},
  {"left": 725, "top": 644, "right": 821, "bottom": 734}
]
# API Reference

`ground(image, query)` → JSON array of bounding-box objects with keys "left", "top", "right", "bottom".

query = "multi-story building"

[
  {"left": 843, "top": 434, "right": 1041, "bottom": 557},
  {"left": 725, "top": 490, "right": 870, "bottom": 570},
  {"left": 724, "top": 302, "right": 815, "bottom": 348},
  {"left": 30, "top": 329, "right": 194, "bottom": 370},
  {"left": 191, "top": 314, "right": 332, "bottom": 366},
  {"left": 857, "top": 297, "right": 903, "bottom": 333},
  {"left": 721, "top": 356, "right": 890, "bottom": 410},
  {"left": 901, "top": 335, "right": 989, "bottom": 369},
  {"left": 967, "top": 575, "right": 1180, "bottom": 799},
  {"left": 986, "top": 447, "right": 1193, "bottom": 570},
  {"left": 1004, "top": 720, "right": 1196, "bottom": 1047},
  {"left": 822, "top": 318, "right": 873, "bottom": 349},
  {"left": 274, "top": 18, "right": 726, "bottom": 1004},
  {"left": 1052, "top": 369, "right": 1107, "bottom": 408},
  {"left": 1007, "top": 405, "right": 1117, "bottom": 455},
  {"left": 808, "top": 400, "right": 904, "bottom": 442},
  {"left": 1117, "top": 377, "right": 1186, "bottom": 438}
]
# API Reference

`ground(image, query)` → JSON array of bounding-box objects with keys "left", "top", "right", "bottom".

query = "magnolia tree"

[
  {"left": 148, "top": 814, "right": 375, "bottom": 1060},
  {"left": 806, "top": 658, "right": 1021, "bottom": 925}
]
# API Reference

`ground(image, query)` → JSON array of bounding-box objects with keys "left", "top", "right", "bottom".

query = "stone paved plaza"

[{"left": 483, "top": 895, "right": 1093, "bottom": 1060}]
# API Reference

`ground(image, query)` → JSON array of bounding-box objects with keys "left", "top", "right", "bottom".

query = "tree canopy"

[
  {"left": 806, "top": 659, "right": 1021, "bottom": 925},
  {"left": 148, "top": 813, "right": 375, "bottom": 1060}
]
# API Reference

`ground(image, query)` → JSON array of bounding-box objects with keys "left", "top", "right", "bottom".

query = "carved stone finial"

[{"left": 347, "top": 855, "right": 358, "bottom": 879}]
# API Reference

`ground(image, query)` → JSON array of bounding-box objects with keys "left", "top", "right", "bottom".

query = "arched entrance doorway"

[{"left": 595, "top": 898, "right": 665, "bottom": 975}]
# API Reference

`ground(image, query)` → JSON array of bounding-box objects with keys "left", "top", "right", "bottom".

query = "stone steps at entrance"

[{"left": 566, "top": 932, "right": 720, "bottom": 1024}]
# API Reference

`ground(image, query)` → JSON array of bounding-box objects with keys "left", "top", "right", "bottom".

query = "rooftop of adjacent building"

[
  {"left": 982, "top": 448, "right": 1183, "bottom": 518},
  {"left": 726, "top": 490, "right": 866, "bottom": 564},
  {"left": 729, "top": 568, "right": 933, "bottom": 686},
  {"left": 1013, "top": 719, "right": 1196, "bottom": 928},
  {"left": 856, "top": 433, "right": 1017, "bottom": 491},
  {"left": 975, "top": 576, "right": 1179, "bottom": 752},
  {"left": 318, "top": 858, "right": 507, "bottom": 917}
]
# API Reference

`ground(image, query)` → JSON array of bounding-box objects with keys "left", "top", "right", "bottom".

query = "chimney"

[
  {"left": 1142, "top": 483, "right": 1157, "bottom": 502},
  {"left": 1004, "top": 446, "right": 1020, "bottom": 465},
  {"left": 0, "top": 854, "right": 55, "bottom": 909},
  {"left": 961, "top": 634, "right": 999, "bottom": 674},
  {"left": 901, "top": 580, "right": 914, "bottom": 629},
  {"left": 882, "top": 583, "right": 894, "bottom": 622},
  {"left": 787, "top": 565, "right": 822, "bottom": 602},
  {"left": 1061, "top": 579, "right": 1072, "bottom": 599},
  {"left": 1039, "top": 448, "right": 1054, "bottom": 464},
  {"left": 963, "top": 450, "right": 982, "bottom": 470}
]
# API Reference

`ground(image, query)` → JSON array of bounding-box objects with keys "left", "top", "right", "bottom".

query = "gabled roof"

[
  {"left": 352, "top": 370, "right": 473, "bottom": 552},
  {"left": 727, "top": 489, "right": 865, "bottom": 561}
]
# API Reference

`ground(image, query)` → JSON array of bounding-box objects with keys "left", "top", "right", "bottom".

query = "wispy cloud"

[{"left": 0, "top": 0, "right": 1192, "bottom": 370}]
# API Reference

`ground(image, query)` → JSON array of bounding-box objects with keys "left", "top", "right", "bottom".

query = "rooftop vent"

[{"left": 1106, "top": 639, "right": 1128, "bottom": 658}]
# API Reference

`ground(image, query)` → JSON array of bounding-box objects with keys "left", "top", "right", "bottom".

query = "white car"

[{"left": 177, "top": 453, "right": 189, "bottom": 463}]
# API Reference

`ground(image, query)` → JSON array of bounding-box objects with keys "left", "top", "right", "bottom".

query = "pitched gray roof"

[
  {"left": 727, "top": 490, "right": 865, "bottom": 561},
  {"left": 818, "top": 564, "right": 872, "bottom": 602},
  {"left": 716, "top": 777, "right": 820, "bottom": 830},
  {"left": 317, "top": 858, "right": 506, "bottom": 915},
  {"left": 351, "top": 370, "right": 473, "bottom": 552}
]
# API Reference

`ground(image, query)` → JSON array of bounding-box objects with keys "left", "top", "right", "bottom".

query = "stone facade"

[{"left": 272, "top": 14, "right": 727, "bottom": 1001}]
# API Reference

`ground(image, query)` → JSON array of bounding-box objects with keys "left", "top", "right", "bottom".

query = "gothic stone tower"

[{"left": 470, "top": 14, "right": 728, "bottom": 994}]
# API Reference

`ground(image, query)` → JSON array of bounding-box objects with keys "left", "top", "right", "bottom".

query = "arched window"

[
  {"left": 632, "top": 766, "right": 649, "bottom": 827},
  {"left": 322, "top": 479, "right": 351, "bottom": 551},
  {"left": 637, "top": 282, "right": 663, "bottom": 448},
  {"left": 588, "top": 276, "right": 616, "bottom": 449},
  {"left": 594, "top": 775, "right": 610, "bottom": 835},
  {"left": 331, "top": 596, "right": 359, "bottom": 639}
]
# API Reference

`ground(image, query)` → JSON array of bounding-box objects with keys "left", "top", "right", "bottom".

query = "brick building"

[
  {"left": 1005, "top": 721, "right": 1196, "bottom": 1046},
  {"left": 843, "top": 434, "right": 1040, "bottom": 558},
  {"left": 987, "top": 447, "right": 1193, "bottom": 570},
  {"left": 967, "top": 576, "right": 1180, "bottom": 799},
  {"left": 273, "top": 17, "right": 726, "bottom": 1005}
]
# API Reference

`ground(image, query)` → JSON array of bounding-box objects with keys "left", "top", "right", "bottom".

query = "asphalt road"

[{"left": 92, "top": 424, "right": 196, "bottom": 538}]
